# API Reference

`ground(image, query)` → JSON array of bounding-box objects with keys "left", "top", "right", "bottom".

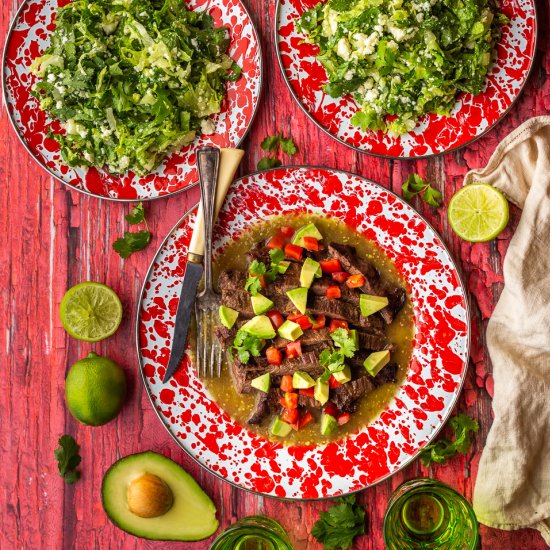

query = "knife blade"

[{"left": 162, "top": 148, "right": 244, "bottom": 383}]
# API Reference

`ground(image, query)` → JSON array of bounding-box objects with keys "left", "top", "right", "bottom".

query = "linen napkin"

[{"left": 466, "top": 116, "right": 550, "bottom": 545}]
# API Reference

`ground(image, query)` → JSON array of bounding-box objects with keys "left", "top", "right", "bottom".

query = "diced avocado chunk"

[
  {"left": 320, "top": 413, "right": 338, "bottom": 436},
  {"left": 364, "top": 350, "right": 390, "bottom": 377},
  {"left": 293, "top": 371, "right": 315, "bottom": 389},
  {"left": 315, "top": 265, "right": 322, "bottom": 278},
  {"left": 218, "top": 305, "right": 238, "bottom": 329},
  {"left": 349, "top": 329, "right": 359, "bottom": 350},
  {"left": 300, "top": 258, "right": 321, "bottom": 288},
  {"left": 314, "top": 379, "right": 329, "bottom": 405},
  {"left": 292, "top": 222, "right": 323, "bottom": 247},
  {"left": 251, "top": 373, "right": 270, "bottom": 393},
  {"left": 286, "top": 287, "right": 308, "bottom": 314},
  {"left": 271, "top": 416, "right": 292, "bottom": 437},
  {"left": 331, "top": 365, "right": 352, "bottom": 384},
  {"left": 278, "top": 320, "right": 303, "bottom": 341},
  {"left": 241, "top": 315, "right": 276, "bottom": 340},
  {"left": 360, "top": 294, "right": 389, "bottom": 317},
  {"left": 278, "top": 261, "right": 291, "bottom": 274},
  {"left": 250, "top": 293, "right": 274, "bottom": 315}
]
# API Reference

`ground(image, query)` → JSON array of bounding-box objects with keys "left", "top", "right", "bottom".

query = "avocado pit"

[{"left": 127, "top": 473, "right": 173, "bottom": 518}]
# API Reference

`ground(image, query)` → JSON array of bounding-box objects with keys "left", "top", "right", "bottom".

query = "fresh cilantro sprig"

[
  {"left": 311, "top": 495, "right": 366, "bottom": 550},
  {"left": 419, "top": 414, "right": 479, "bottom": 467},
  {"left": 54, "top": 435, "right": 81, "bottom": 484},
  {"left": 231, "top": 329, "right": 264, "bottom": 364},
  {"left": 245, "top": 259, "right": 280, "bottom": 296},
  {"left": 113, "top": 201, "right": 152, "bottom": 259},
  {"left": 268, "top": 248, "right": 285, "bottom": 266},
  {"left": 257, "top": 133, "right": 298, "bottom": 170},
  {"left": 402, "top": 174, "right": 442, "bottom": 208},
  {"left": 319, "top": 329, "right": 357, "bottom": 382}
]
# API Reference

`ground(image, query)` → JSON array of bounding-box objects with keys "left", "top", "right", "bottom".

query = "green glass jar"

[
  {"left": 209, "top": 515, "right": 294, "bottom": 550},
  {"left": 384, "top": 479, "right": 479, "bottom": 549}
]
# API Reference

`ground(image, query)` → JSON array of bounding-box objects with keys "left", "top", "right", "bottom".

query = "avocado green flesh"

[
  {"left": 102, "top": 451, "right": 218, "bottom": 541},
  {"left": 286, "top": 287, "right": 308, "bottom": 314},
  {"left": 241, "top": 315, "right": 276, "bottom": 339},
  {"left": 292, "top": 222, "right": 323, "bottom": 246}
]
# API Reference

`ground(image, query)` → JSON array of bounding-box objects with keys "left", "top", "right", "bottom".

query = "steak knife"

[{"left": 163, "top": 148, "right": 244, "bottom": 383}]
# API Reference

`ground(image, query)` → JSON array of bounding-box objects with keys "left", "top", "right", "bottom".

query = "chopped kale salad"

[
  {"left": 298, "top": 0, "right": 508, "bottom": 135},
  {"left": 31, "top": 0, "right": 240, "bottom": 175}
]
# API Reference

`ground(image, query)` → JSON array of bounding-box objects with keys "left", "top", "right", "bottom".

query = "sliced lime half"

[
  {"left": 60, "top": 282, "right": 123, "bottom": 342},
  {"left": 448, "top": 183, "right": 509, "bottom": 242}
]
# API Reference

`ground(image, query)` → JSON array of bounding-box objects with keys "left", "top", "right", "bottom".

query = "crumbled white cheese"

[
  {"left": 344, "top": 69, "right": 355, "bottom": 80},
  {"left": 200, "top": 119, "right": 216, "bottom": 135},
  {"left": 336, "top": 38, "right": 352, "bottom": 61},
  {"left": 388, "top": 24, "right": 409, "bottom": 42},
  {"left": 352, "top": 32, "right": 379, "bottom": 57}
]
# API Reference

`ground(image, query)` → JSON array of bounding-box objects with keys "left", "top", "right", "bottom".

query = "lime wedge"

[
  {"left": 448, "top": 183, "right": 509, "bottom": 242},
  {"left": 60, "top": 282, "right": 123, "bottom": 342}
]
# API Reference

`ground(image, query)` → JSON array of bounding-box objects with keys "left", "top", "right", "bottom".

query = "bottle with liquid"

[
  {"left": 384, "top": 478, "right": 478, "bottom": 549},
  {"left": 209, "top": 515, "right": 294, "bottom": 550}
]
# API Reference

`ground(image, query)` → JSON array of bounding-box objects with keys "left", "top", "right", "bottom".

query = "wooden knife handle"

[{"left": 188, "top": 148, "right": 245, "bottom": 257}]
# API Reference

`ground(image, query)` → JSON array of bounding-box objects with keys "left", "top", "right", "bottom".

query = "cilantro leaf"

[
  {"left": 311, "top": 495, "right": 366, "bottom": 550},
  {"left": 330, "top": 328, "right": 356, "bottom": 358},
  {"left": 54, "top": 435, "right": 81, "bottom": 484},
  {"left": 113, "top": 230, "right": 152, "bottom": 259},
  {"left": 401, "top": 174, "right": 442, "bottom": 208},
  {"left": 260, "top": 135, "right": 281, "bottom": 151},
  {"left": 419, "top": 414, "right": 479, "bottom": 467},
  {"left": 269, "top": 248, "right": 285, "bottom": 266},
  {"left": 232, "top": 329, "right": 264, "bottom": 364},
  {"left": 257, "top": 157, "right": 282, "bottom": 170},
  {"left": 125, "top": 202, "right": 146, "bottom": 225},
  {"left": 280, "top": 137, "right": 297, "bottom": 155}
]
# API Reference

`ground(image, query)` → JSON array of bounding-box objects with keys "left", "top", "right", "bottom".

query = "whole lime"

[{"left": 65, "top": 352, "right": 127, "bottom": 426}]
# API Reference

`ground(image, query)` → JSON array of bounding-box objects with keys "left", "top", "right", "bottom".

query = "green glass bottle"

[
  {"left": 209, "top": 515, "right": 294, "bottom": 550},
  {"left": 384, "top": 479, "right": 479, "bottom": 549}
]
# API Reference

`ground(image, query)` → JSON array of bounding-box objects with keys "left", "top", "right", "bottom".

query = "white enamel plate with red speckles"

[
  {"left": 276, "top": 0, "right": 536, "bottom": 158},
  {"left": 3, "top": 0, "right": 261, "bottom": 201},
  {"left": 137, "top": 167, "right": 470, "bottom": 499}
]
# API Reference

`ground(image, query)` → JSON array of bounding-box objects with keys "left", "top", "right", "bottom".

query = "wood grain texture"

[{"left": 1, "top": 0, "right": 549, "bottom": 547}]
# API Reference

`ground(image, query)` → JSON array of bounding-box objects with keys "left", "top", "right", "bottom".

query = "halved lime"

[
  {"left": 60, "top": 282, "right": 123, "bottom": 342},
  {"left": 448, "top": 183, "right": 509, "bottom": 242}
]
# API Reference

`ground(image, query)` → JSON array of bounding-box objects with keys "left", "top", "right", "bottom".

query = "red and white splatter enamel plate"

[
  {"left": 276, "top": 0, "right": 537, "bottom": 159},
  {"left": 137, "top": 166, "right": 470, "bottom": 499},
  {"left": 2, "top": 0, "right": 262, "bottom": 201}
]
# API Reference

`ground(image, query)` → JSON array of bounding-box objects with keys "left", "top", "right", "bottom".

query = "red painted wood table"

[{"left": 1, "top": 0, "right": 549, "bottom": 547}]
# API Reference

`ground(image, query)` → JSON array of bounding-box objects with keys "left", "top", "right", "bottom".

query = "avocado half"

[{"left": 101, "top": 451, "right": 218, "bottom": 541}]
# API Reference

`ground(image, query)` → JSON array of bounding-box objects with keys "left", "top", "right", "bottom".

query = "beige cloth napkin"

[{"left": 465, "top": 116, "right": 550, "bottom": 545}]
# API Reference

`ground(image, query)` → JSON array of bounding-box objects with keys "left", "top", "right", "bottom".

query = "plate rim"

[
  {"left": 134, "top": 164, "right": 472, "bottom": 500},
  {"left": 2, "top": 0, "right": 264, "bottom": 203},
  {"left": 274, "top": 0, "right": 539, "bottom": 160}
]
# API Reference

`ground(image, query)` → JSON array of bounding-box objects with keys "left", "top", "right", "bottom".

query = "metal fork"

[{"left": 195, "top": 147, "right": 223, "bottom": 378}]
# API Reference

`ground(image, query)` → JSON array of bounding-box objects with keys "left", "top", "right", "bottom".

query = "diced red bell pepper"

[
  {"left": 311, "top": 314, "right": 326, "bottom": 330},
  {"left": 267, "top": 309, "right": 284, "bottom": 330},
  {"left": 295, "top": 315, "right": 312, "bottom": 330},
  {"left": 329, "top": 319, "right": 348, "bottom": 333},
  {"left": 332, "top": 271, "right": 349, "bottom": 284},
  {"left": 329, "top": 375, "right": 342, "bottom": 389},
  {"left": 282, "top": 407, "right": 299, "bottom": 424},
  {"left": 286, "top": 341, "right": 302, "bottom": 360},
  {"left": 324, "top": 402, "right": 339, "bottom": 418},
  {"left": 299, "top": 387, "right": 315, "bottom": 397},
  {"left": 346, "top": 274, "right": 365, "bottom": 288},
  {"left": 326, "top": 286, "right": 341, "bottom": 299},
  {"left": 284, "top": 243, "right": 303, "bottom": 261},
  {"left": 320, "top": 258, "right": 342, "bottom": 274},
  {"left": 287, "top": 311, "right": 302, "bottom": 322},
  {"left": 280, "top": 226, "right": 295, "bottom": 238},
  {"left": 303, "top": 237, "right": 319, "bottom": 251},
  {"left": 338, "top": 412, "right": 351, "bottom": 425},
  {"left": 299, "top": 410, "right": 315, "bottom": 429},
  {"left": 266, "top": 232, "right": 286, "bottom": 250},
  {"left": 280, "top": 391, "right": 299, "bottom": 410},
  {"left": 280, "top": 375, "right": 294, "bottom": 393},
  {"left": 266, "top": 346, "right": 282, "bottom": 366}
]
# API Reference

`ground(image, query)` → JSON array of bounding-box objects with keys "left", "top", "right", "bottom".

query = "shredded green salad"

[
  {"left": 31, "top": 0, "right": 240, "bottom": 175},
  {"left": 298, "top": 0, "right": 507, "bottom": 135}
]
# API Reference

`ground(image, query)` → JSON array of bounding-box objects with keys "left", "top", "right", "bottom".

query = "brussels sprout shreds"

[
  {"left": 30, "top": 0, "right": 240, "bottom": 176},
  {"left": 298, "top": 0, "right": 508, "bottom": 135}
]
